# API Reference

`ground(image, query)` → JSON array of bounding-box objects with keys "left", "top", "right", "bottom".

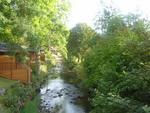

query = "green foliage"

[
  {"left": 0, "top": 77, "right": 17, "bottom": 89},
  {"left": 2, "top": 63, "right": 49, "bottom": 113},
  {"left": 3, "top": 83, "right": 33, "bottom": 113},
  {"left": 83, "top": 12, "right": 150, "bottom": 113},
  {"left": 90, "top": 92, "right": 145, "bottom": 113},
  {"left": 65, "top": 8, "right": 150, "bottom": 113},
  {"left": 0, "top": 0, "right": 69, "bottom": 56},
  {"left": 143, "top": 105, "right": 150, "bottom": 113},
  {"left": 20, "top": 95, "right": 40, "bottom": 113},
  {"left": 67, "top": 23, "right": 96, "bottom": 62},
  {"left": 65, "top": 23, "right": 97, "bottom": 84}
]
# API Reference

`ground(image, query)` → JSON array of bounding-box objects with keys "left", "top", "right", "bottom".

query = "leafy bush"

[
  {"left": 82, "top": 13, "right": 150, "bottom": 113},
  {"left": 3, "top": 65, "right": 48, "bottom": 113}
]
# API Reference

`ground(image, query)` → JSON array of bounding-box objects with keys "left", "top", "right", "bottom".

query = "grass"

[
  {"left": 0, "top": 77, "right": 17, "bottom": 113},
  {"left": 0, "top": 76, "right": 17, "bottom": 89},
  {"left": 0, "top": 103, "right": 10, "bottom": 113},
  {"left": 20, "top": 95, "right": 41, "bottom": 113}
]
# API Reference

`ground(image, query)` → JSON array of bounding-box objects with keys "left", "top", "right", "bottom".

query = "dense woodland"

[
  {"left": 0, "top": 0, "right": 150, "bottom": 113},
  {"left": 67, "top": 8, "right": 150, "bottom": 113}
]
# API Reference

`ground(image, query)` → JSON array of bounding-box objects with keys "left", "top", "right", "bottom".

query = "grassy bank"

[
  {"left": 20, "top": 95, "right": 40, "bottom": 113},
  {"left": 0, "top": 63, "right": 48, "bottom": 113},
  {"left": 0, "top": 77, "right": 17, "bottom": 113},
  {"left": 0, "top": 59, "right": 54, "bottom": 113},
  {"left": 0, "top": 77, "right": 17, "bottom": 89},
  {"left": 0, "top": 103, "right": 10, "bottom": 113}
]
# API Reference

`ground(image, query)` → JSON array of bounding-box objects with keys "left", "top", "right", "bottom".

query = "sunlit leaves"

[{"left": 0, "top": 0, "right": 69, "bottom": 56}]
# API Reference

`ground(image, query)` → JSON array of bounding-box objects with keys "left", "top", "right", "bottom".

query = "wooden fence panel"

[
  {"left": 0, "top": 55, "right": 15, "bottom": 63},
  {"left": 12, "top": 69, "right": 28, "bottom": 82},
  {"left": 0, "top": 62, "right": 31, "bottom": 82},
  {"left": 0, "top": 71, "right": 11, "bottom": 79}
]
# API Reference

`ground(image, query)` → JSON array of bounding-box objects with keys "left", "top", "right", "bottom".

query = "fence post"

[
  {"left": 27, "top": 68, "right": 31, "bottom": 83},
  {"left": 11, "top": 63, "right": 12, "bottom": 79},
  {"left": 16, "top": 62, "right": 17, "bottom": 69}
]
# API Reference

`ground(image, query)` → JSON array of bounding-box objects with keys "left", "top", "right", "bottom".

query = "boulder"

[{"left": 0, "top": 88, "right": 5, "bottom": 96}]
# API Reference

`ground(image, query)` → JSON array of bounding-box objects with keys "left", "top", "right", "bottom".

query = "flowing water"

[{"left": 39, "top": 58, "right": 85, "bottom": 113}]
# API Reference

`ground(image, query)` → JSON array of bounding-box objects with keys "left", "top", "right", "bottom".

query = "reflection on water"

[{"left": 40, "top": 62, "right": 85, "bottom": 113}]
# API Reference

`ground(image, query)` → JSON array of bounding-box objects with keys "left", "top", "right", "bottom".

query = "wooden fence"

[
  {"left": 0, "top": 55, "right": 15, "bottom": 63},
  {"left": 0, "top": 62, "right": 31, "bottom": 82}
]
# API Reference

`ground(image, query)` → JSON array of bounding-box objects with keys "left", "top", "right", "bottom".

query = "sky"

[{"left": 67, "top": 0, "right": 150, "bottom": 29}]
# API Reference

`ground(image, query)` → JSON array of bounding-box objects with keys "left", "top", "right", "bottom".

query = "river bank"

[{"left": 21, "top": 55, "right": 87, "bottom": 113}]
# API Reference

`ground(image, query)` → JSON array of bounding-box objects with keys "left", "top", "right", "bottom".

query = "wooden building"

[
  {"left": 0, "top": 43, "right": 46, "bottom": 83},
  {"left": 0, "top": 43, "right": 31, "bottom": 82}
]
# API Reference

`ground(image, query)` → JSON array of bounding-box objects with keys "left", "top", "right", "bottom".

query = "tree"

[
  {"left": 0, "top": 0, "right": 70, "bottom": 56},
  {"left": 83, "top": 8, "right": 150, "bottom": 113},
  {"left": 67, "top": 23, "right": 96, "bottom": 63}
]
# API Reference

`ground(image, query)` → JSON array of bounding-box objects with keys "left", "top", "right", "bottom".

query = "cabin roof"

[
  {"left": 0, "top": 43, "right": 44, "bottom": 53},
  {"left": 0, "top": 43, "right": 24, "bottom": 52},
  {"left": 0, "top": 43, "right": 7, "bottom": 52}
]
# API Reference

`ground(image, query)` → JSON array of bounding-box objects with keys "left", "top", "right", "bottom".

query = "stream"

[{"left": 39, "top": 57, "right": 85, "bottom": 113}]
